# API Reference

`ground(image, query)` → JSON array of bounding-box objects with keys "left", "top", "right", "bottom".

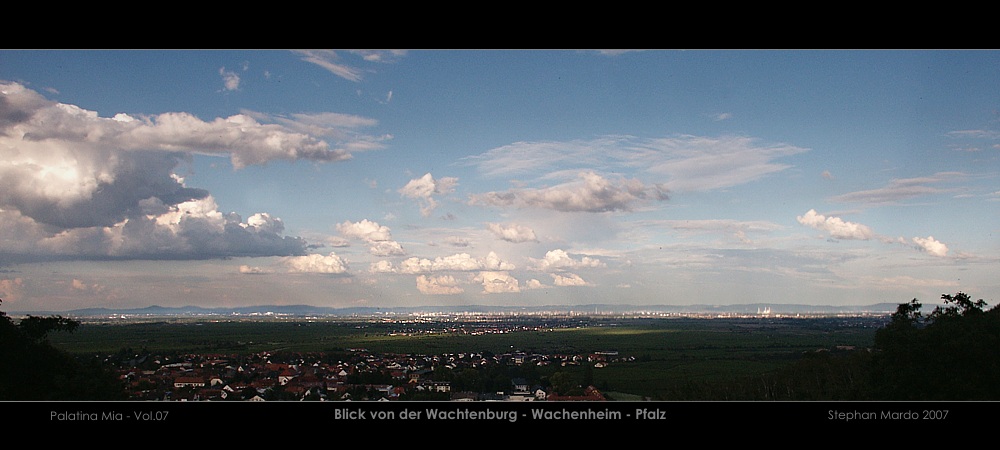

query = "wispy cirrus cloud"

[
  {"left": 828, "top": 172, "right": 964, "bottom": 205},
  {"left": 294, "top": 50, "right": 364, "bottom": 82},
  {"left": 294, "top": 50, "right": 406, "bottom": 82},
  {"left": 946, "top": 129, "right": 1000, "bottom": 139},
  {"left": 462, "top": 135, "right": 808, "bottom": 193},
  {"left": 651, "top": 219, "right": 784, "bottom": 245}
]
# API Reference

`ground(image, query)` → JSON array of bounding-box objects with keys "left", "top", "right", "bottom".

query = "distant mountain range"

[{"left": 9, "top": 303, "right": 903, "bottom": 317}]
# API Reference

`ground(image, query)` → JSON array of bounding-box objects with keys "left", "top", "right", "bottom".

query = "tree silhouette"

[
  {"left": 872, "top": 291, "right": 1000, "bottom": 400},
  {"left": 0, "top": 299, "right": 126, "bottom": 400}
]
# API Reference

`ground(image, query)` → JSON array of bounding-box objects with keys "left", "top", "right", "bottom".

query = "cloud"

[
  {"left": 659, "top": 219, "right": 784, "bottom": 236},
  {"left": 822, "top": 170, "right": 834, "bottom": 180},
  {"left": 293, "top": 50, "right": 405, "bottom": 81},
  {"left": 239, "top": 265, "right": 271, "bottom": 274},
  {"left": 336, "top": 219, "right": 405, "bottom": 256},
  {"left": 369, "top": 260, "right": 397, "bottom": 274},
  {"left": 828, "top": 172, "right": 963, "bottom": 205},
  {"left": 796, "top": 209, "right": 875, "bottom": 240},
  {"left": 595, "top": 50, "right": 643, "bottom": 56},
  {"left": 797, "top": 210, "right": 951, "bottom": 257},
  {"left": 294, "top": 50, "right": 364, "bottom": 82},
  {"left": 947, "top": 130, "right": 1000, "bottom": 139},
  {"left": 399, "top": 173, "right": 458, "bottom": 217},
  {"left": 282, "top": 252, "right": 349, "bottom": 274},
  {"left": 247, "top": 111, "right": 390, "bottom": 155},
  {"left": 369, "top": 240, "right": 406, "bottom": 257},
  {"left": 70, "top": 278, "right": 108, "bottom": 294},
  {"left": 474, "top": 271, "right": 520, "bottom": 294},
  {"left": 3, "top": 81, "right": 382, "bottom": 171},
  {"left": 530, "top": 249, "right": 605, "bottom": 271},
  {"left": 525, "top": 279, "right": 545, "bottom": 289},
  {"left": 0, "top": 81, "right": 380, "bottom": 245},
  {"left": 337, "top": 219, "right": 392, "bottom": 242},
  {"left": 470, "top": 171, "right": 667, "bottom": 213},
  {"left": 461, "top": 135, "right": 807, "bottom": 193},
  {"left": 219, "top": 67, "right": 240, "bottom": 91},
  {"left": 445, "top": 236, "right": 471, "bottom": 247},
  {"left": 713, "top": 113, "right": 732, "bottom": 121},
  {"left": 0, "top": 278, "right": 24, "bottom": 302},
  {"left": 245, "top": 213, "right": 284, "bottom": 234},
  {"left": 487, "top": 223, "right": 538, "bottom": 243},
  {"left": 399, "top": 251, "right": 515, "bottom": 274},
  {"left": 912, "top": 236, "right": 949, "bottom": 257},
  {"left": 868, "top": 275, "right": 958, "bottom": 288},
  {"left": 0, "top": 195, "right": 307, "bottom": 261},
  {"left": 349, "top": 50, "right": 407, "bottom": 63},
  {"left": 416, "top": 275, "right": 464, "bottom": 295},
  {"left": 551, "top": 273, "right": 590, "bottom": 286}
]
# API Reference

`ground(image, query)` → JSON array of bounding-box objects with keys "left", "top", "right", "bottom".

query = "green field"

[{"left": 48, "top": 316, "right": 883, "bottom": 400}]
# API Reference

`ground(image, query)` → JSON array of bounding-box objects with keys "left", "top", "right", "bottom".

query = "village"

[{"left": 115, "top": 347, "right": 633, "bottom": 402}]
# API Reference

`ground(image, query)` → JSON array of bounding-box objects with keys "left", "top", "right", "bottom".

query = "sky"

[{"left": 0, "top": 49, "right": 998, "bottom": 312}]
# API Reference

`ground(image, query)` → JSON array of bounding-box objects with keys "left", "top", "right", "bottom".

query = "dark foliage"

[
  {"left": 871, "top": 292, "right": 1000, "bottom": 400},
  {"left": 0, "top": 299, "right": 126, "bottom": 400},
  {"left": 655, "top": 291, "right": 998, "bottom": 401}
]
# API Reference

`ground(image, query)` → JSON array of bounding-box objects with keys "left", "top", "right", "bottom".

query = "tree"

[
  {"left": 872, "top": 291, "right": 1000, "bottom": 400},
  {"left": 0, "top": 299, "right": 126, "bottom": 400}
]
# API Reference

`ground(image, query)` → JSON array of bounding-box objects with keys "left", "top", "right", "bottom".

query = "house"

[
  {"left": 425, "top": 381, "right": 451, "bottom": 393},
  {"left": 510, "top": 378, "right": 530, "bottom": 394},
  {"left": 278, "top": 369, "right": 297, "bottom": 385},
  {"left": 173, "top": 377, "right": 206, "bottom": 389}
]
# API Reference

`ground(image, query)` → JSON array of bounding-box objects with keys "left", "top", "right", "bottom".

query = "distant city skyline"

[{"left": 0, "top": 50, "right": 997, "bottom": 311}]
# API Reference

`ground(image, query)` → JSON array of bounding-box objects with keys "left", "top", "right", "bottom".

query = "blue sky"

[{"left": 0, "top": 50, "right": 997, "bottom": 311}]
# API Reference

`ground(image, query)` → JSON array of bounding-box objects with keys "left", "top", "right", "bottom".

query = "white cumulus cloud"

[
  {"left": 0, "top": 195, "right": 306, "bottom": 261},
  {"left": 551, "top": 273, "right": 590, "bottom": 286},
  {"left": 530, "top": 249, "right": 605, "bottom": 271},
  {"left": 474, "top": 271, "right": 520, "bottom": 294},
  {"left": 337, "top": 219, "right": 405, "bottom": 256},
  {"left": 399, "top": 173, "right": 458, "bottom": 217},
  {"left": 0, "top": 81, "right": 384, "bottom": 261},
  {"left": 487, "top": 222, "right": 538, "bottom": 243},
  {"left": 239, "top": 265, "right": 271, "bottom": 274},
  {"left": 399, "top": 251, "right": 515, "bottom": 274},
  {"left": 337, "top": 219, "right": 393, "bottom": 242},
  {"left": 219, "top": 67, "right": 240, "bottom": 91},
  {"left": 912, "top": 236, "right": 949, "bottom": 257},
  {"left": 796, "top": 209, "right": 875, "bottom": 240},
  {"left": 282, "top": 252, "right": 349, "bottom": 274},
  {"left": 369, "top": 260, "right": 397, "bottom": 274},
  {"left": 415, "top": 275, "right": 464, "bottom": 295}
]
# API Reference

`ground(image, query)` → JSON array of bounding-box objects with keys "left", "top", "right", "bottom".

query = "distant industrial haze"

[{"left": 0, "top": 50, "right": 997, "bottom": 312}]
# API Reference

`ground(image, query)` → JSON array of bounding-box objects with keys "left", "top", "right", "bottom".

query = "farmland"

[{"left": 48, "top": 314, "right": 886, "bottom": 400}]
